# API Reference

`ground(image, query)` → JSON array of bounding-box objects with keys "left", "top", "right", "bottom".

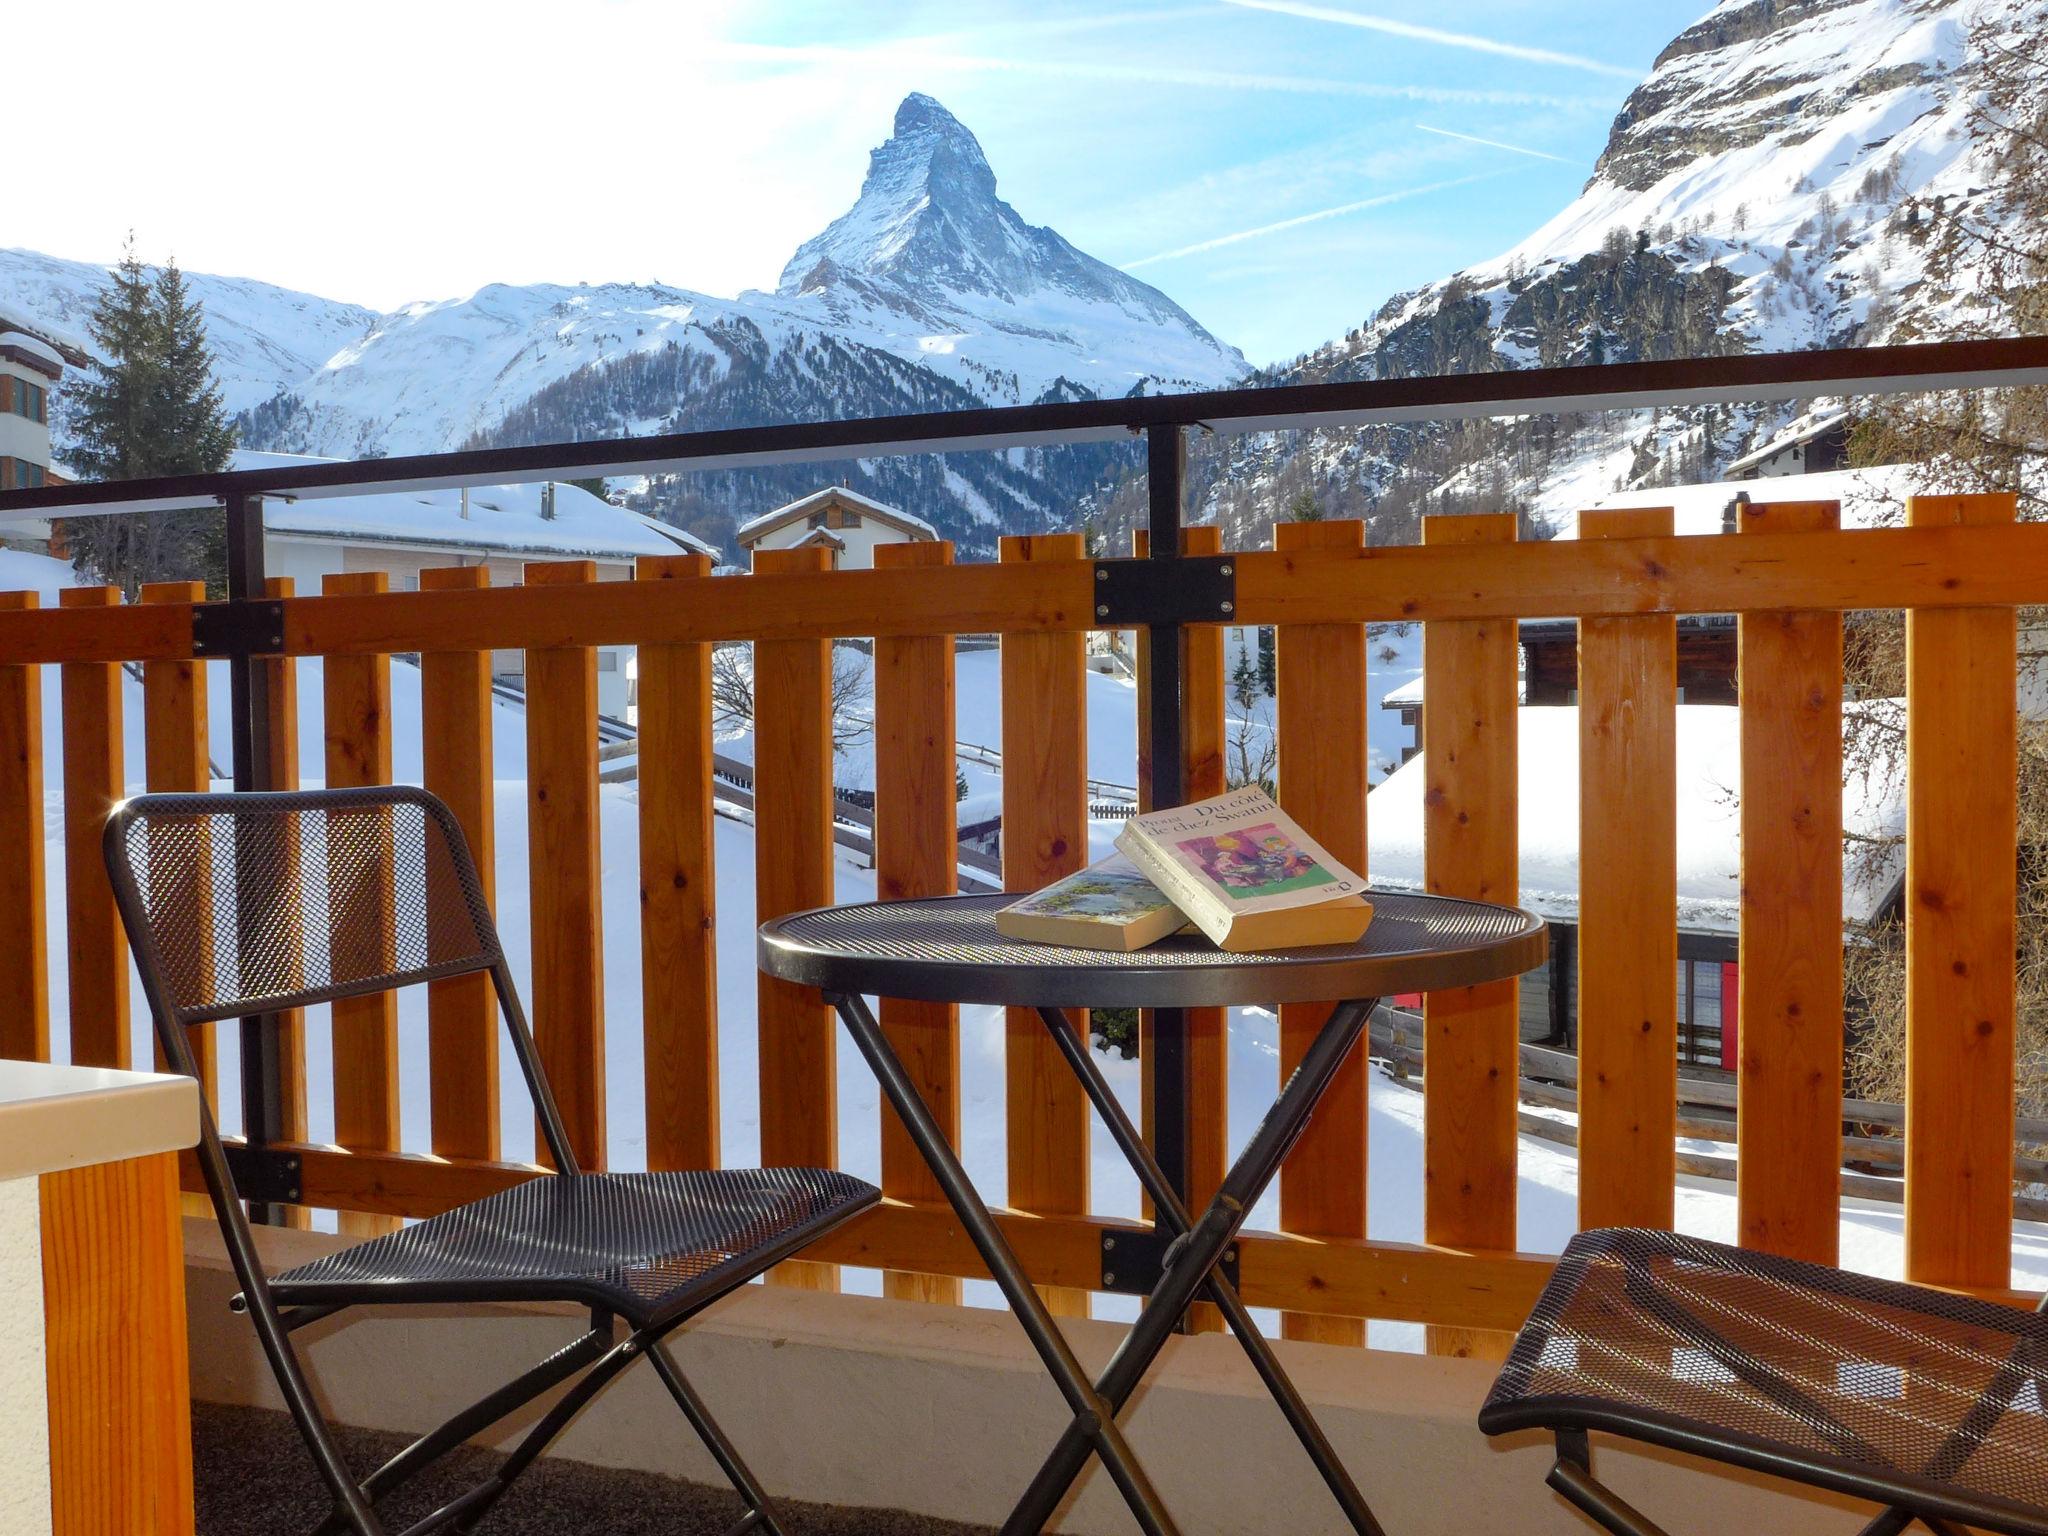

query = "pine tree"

[{"left": 63, "top": 242, "right": 237, "bottom": 594}]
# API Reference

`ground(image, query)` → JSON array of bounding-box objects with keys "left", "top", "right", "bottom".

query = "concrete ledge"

[{"left": 185, "top": 1218, "right": 1873, "bottom": 1534}]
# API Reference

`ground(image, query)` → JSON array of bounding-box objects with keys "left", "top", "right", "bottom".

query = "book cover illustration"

[
  {"left": 1004, "top": 861, "right": 1176, "bottom": 923},
  {"left": 1174, "top": 823, "right": 1338, "bottom": 901}
]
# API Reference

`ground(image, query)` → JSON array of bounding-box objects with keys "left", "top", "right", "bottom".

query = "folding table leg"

[
  {"left": 1029, "top": 1003, "right": 1386, "bottom": 1536},
  {"left": 827, "top": 992, "right": 1178, "bottom": 1536},
  {"left": 1003, "top": 997, "right": 1380, "bottom": 1536}
]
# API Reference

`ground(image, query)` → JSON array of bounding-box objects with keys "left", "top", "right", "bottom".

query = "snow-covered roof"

[
  {"left": 1379, "top": 670, "right": 1525, "bottom": 711},
  {"left": 1582, "top": 463, "right": 1925, "bottom": 538},
  {"left": 0, "top": 303, "right": 89, "bottom": 365},
  {"left": 0, "top": 330, "right": 65, "bottom": 375},
  {"left": 734, "top": 485, "right": 937, "bottom": 545},
  {"left": 239, "top": 450, "right": 714, "bottom": 562},
  {"left": 1724, "top": 410, "right": 1852, "bottom": 477},
  {"left": 1367, "top": 703, "right": 1902, "bottom": 935}
]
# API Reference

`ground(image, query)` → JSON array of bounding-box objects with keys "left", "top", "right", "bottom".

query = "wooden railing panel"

[
  {"left": 1906, "top": 492, "right": 2019, "bottom": 1289},
  {"left": 1135, "top": 526, "right": 1228, "bottom": 1330},
  {"left": 321, "top": 571, "right": 401, "bottom": 1236},
  {"left": 419, "top": 565, "right": 500, "bottom": 1163},
  {"left": 523, "top": 560, "right": 606, "bottom": 1171},
  {"left": 753, "top": 546, "right": 838, "bottom": 1290},
  {"left": 59, "top": 586, "right": 129, "bottom": 1070},
  {"left": 1576, "top": 507, "right": 1678, "bottom": 1232},
  {"left": 0, "top": 591, "right": 48, "bottom": 1062},
  {"left": 999, "top": 533, "right": 1091, "bottom": 1319},
  {"left": 873, "top": 540, "right": 963, "bottom": 1305},
  {"left": 635, "top": 555, "right": 721, "bottom": 1174},
  {"left": 1737, "top": 499, "right": 1845, "bottom": 1264},
  {"left": 1273, "top": 518, "right": 1370, "bottom": 1345},
  {"left": 1420, "top": 513, "right": 1520, "bottom": 1359},
  {"left": 140, "top": 581, "right": 217, "bottom": 1104}
]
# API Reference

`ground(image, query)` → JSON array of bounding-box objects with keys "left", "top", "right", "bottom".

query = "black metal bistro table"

[{"left": 758, "top": 890, "right": 1546, "bottom": 1536}]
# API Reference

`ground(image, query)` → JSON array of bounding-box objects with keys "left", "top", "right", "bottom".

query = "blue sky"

[{"left": 14, "top": 0, "right": 1707, "bottom": 366}]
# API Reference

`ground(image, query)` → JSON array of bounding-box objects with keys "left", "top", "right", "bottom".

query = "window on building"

[
  {"left": 5, "top": 459, "right": 44, "bottom": 490},
  {"left": 841, "top": 510, "right": 862, "bottom": 527},
  {"left": 10, "top": 381, "right": 45, "bottom": 424}
]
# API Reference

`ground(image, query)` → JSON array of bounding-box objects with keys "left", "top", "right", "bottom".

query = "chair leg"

[
  {"left": 1545, "top": 1432, "right": 1675, "bottom": 1536},
  {"left": 646, "top": 1341, "right": 789, "bottom": 1536}
]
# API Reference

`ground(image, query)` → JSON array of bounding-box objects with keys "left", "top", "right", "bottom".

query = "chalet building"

[
  {"left": 735, "top": 485, "right": 937, "bottom": 569},
  {"left": 240, "top": 450, "right": 714, "bottom": 720},
  {"left": 0, "top": 307, "right": 87, "bottom": 520},
  {"left": 1725, "top": 409, "right": 1852, "bottom": 479}
]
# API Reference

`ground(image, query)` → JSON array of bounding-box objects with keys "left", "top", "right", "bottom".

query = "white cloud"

[{"left": 1221, "top": 0, "right": 1641, "bottom": 80}]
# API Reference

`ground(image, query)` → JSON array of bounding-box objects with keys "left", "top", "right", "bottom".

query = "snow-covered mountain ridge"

[
  {"left": 1136, "top": 0, "right": 2039, "bottom": 550},
  {"left": 0, "top": 93, "right": 1242, "bottom": 555}
]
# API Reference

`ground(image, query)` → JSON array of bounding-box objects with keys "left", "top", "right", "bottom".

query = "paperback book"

[{"left": 993, "top": 856, "right": 1188, "bottom": 952}]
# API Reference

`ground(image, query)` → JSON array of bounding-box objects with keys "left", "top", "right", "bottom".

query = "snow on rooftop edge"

[
  {"left": 1367, "top": 703, "right": 1902, "bottom": 934},
  {"left": 1581, "top": 463, "right": 1921, "bottom": 538},
  {"left": 734, "top": 484, "right": 937, "bottom": 541},
  {"left": 235, "top": 449, "right": 714, "bottom": 562}
]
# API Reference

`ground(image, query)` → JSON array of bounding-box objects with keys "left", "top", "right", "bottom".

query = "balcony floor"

[{"left": 193, "top": 1402, "right": 992, "bottom": 1535}]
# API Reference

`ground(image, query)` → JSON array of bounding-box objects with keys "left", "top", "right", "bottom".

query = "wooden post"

[
  {"left": 1736, "top": 499, "right": 1844, "bottom": 1264},
  {"left": 42, "top": 1152, "right": 195, "bottom": 1536},
  {"left": 1420, "top": 513, "right": 1520, "bottom": 1359},
  {"left": 0, "top": 591, "right": 48, "bottom": 1062},
  {"left": 1000, "top": 533, "right": 1091, "bottom": 1319},
  {"left": 1135, "top": 526, "right": 1228, "bottom": 1329},
  {"left": 60, "top": 587, "right": 128, "bottom": 1071},
  {"left": 753, "top": 546, "right": 837, "bottom": 1290},
  {"left": 321, "top": 572, "right": 400, "bottom": 1237},
  {"left": 1576, "top": 506, "right": 1678, "bottom": 1232},
  {"left": 420, "top": 565, "right": 500, "bottom": 1163},
  {"left": 635, "top": 554, "right": 720, "bottom": 1173},
  {"left": 1905, "top": 492, "right": 2018, "bottom": 1289},
  {"left": 523, "top": 560, "right": 606, "bottom": 1171},
  {"left": 140, "top": 582, "right": 216, "bottom": 1104},
  {"left": 1273, "top": 519, "right": 1370, "bottom": 1345},
  {"left": 873, "top": 541, "right": 962, "bottom": 1304}
]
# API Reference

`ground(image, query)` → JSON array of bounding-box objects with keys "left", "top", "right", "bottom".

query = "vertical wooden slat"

[
  {"left": 1273, "top": 518, "right": 1369, "bottom": 1345},
  {"left": 753, "top": 546, "right": 837, "bottom": 1291},
  {"left": 322, "top": 571, "right": 400, "bottom": 1237},
  {"left": 60, "top": 586, "right": 129, "bottom": 1070},
  {"left": 873, "top": 540, "right": 962, "bottom": 1305},
  {"left": 140, "top": 581, "right": 217, "bottom": 1106},
  {"left": 1421, "top": 513, "right": 1520, "bottom": 1359},
  {"left": 260, "top": 577, "right": 311, "bottom": 1227},
  {"left": 1134, "top": 526, "right": 1228, "bottom": 1330},
  {"left": 1905, "top": 491, "right": 2018, "bottom": 1290},
  {"left": 420, "top": 565, "right": 500, "bottom": 1162},
  {"left": 42, "top": 1151, "right": 195, "bottom": 1536},
  {"left": 1737, "top": 499, "right": 1844, "bottom": 1264},
  {"left": 0, "top": 591, "right": 48, "bottom": 1062},
  {"left": 1000, "top": 533, "right": 1090, "bottom": 1319},
  {"left": 635, "top": 554, "right": 720, "bottom": 1173},
  {"left": 523, "top": 559, "right": 607, "bottom": 1171},
  {"left": 1576, "top": 506, "right": 1678, "bottom": 1232}
]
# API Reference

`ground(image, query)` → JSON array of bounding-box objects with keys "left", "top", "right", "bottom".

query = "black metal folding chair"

[
  {"left": 105, "top": 786, "right": 879, "bottom": 1536},
  {"left": 1479, "top": 1228, "right": 2048, "bottom": 1536}
]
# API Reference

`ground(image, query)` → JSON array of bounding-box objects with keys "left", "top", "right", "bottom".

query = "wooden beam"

[
  {"left": 635, "top": 555, "right": 721, "bottom": 1174},
  {"left": 1273, "top": 517, "right": 1370, "bottom": 1346},
  {"left": 1576, "top": 507, "right": 1678, "bottom": 1232},
  {"left": 523, "top": 560, "right": 607, "bottom": 1171},
  {"left": 872, "top": 540, "right": 962, "bottom": 1306},
  {"left": 321, "top": 571, "right": 400, "bottom": 1237},
  {"left": 419, "top": 565, "right": 500, "bottom": 1163},
  {"left": 59, "top": 586, "right": 128, "bottom": 1070},
  {"left": 1736, "top": 499, "right": 1845, "bottom": 1264},
  {"left": 1420, "top": 513, "right": 1521, "bottom": 1359},
  {"left": 0, "top": 590, "right": 48, "bottom": 1062},
  {"left": 752, "top": 546, "right": 837, "bottom": 1290},
  {"left": 1905, "top": 493, "right": 2018, "bottom": 1290},
  {"left": 1000, "top": 533, "right": 1091, "bottom": 1319},
  {"left": 43, "top": 1152, "right": 194, "bottom": 1536}
]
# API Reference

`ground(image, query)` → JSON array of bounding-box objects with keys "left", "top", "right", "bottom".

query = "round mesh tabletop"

[{"left": 758, "top": 891, "right": 1546, "bottom": 1008}]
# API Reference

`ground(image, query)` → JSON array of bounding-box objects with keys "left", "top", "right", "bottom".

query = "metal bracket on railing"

[
  {"left": 1099, "top": 1225, "right": 1239, "bottom": 1297},
  {"left": 192, "top": 599, "right": 286, "bottom": 658},
  {"left": 224, "top": 1143, "right": 303, "bottom": 1205},
  {"left": 1091, "top": 554, "right": 1236, "bottom": 627}
]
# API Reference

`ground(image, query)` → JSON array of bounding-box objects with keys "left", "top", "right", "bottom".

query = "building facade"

[
  {"left": 0, "top": 314, "right": 86, "bottom": 502},
  {"left": 734, "top": 486, "right": 937, "bottom": 569}
]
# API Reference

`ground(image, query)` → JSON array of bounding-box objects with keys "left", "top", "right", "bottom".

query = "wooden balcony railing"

[{"left": 3, "top": 337, "right": 2047, "bottom": 1343}]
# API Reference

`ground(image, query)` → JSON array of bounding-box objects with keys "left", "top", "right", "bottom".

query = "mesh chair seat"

[
  {"left": 1480, "top": 1229, "right": 2048, "bottom": 1533},
  {"left": 269, "top": 1168, "right": 879, "bottom": 1325}
]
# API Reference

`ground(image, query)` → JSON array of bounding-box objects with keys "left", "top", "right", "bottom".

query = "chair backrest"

[{"left": 105, "top": 786, "right": 503, "bottom": 1029}]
